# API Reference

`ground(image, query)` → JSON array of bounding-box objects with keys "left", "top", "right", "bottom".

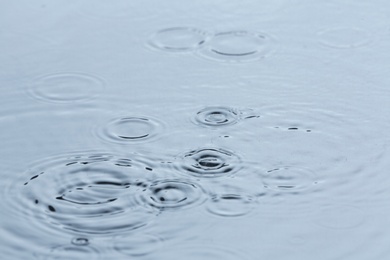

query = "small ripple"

[
  {"left": 41, "top": 244, "right": 101, "bottom": 260},
  {"left": 96, "top": 116, "right": 164, "bottom": 144},
  {"left": 29, "top": 72, "right": 105, "bottom": 104},
  {"left": 71, "top": 237, "right": 89, "bottom": 246},
  {"left": 262, "top": 166, "right": 317, "bottom": 192},
  {"left": 193, "top": 106, "right": 241, "bottom": 127},
  {"left": 16, "top": 152, "right": 158, "bottom": 235},
  {"left": 197, "top": 30, "right": 276, "bottom": 62},
  {"left": 313, "top": 204, "right": 365, "bottom": 229},
  {"left": 317, "top": 27, "right": 372, "bottom": 49},
  {"left": 147, "top": 244, "right": 250, "bottom": 259},
  {"left": 148, "top": 27, "right": 209, "bottom": 52},
  {"left": 206, "top": 194, "right": 256, "bottom": 217},
  {"left": 138, "top": 179, "right": 207, "bottom": 210},
  {"left": 176, "top": 147, "right": 242, "bottom": 178},
  {"left": 113, "top": 234, "right": 162, "bottom": 257}
]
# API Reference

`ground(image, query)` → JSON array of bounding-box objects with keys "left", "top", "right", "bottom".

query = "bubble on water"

[
  {"left": 113, "top": 234, "right": 162, "bottom": 256},
  {"left": 262, "top": 166, "right": 317, "bottom": 192},
  {"left": 71, "top": 237, "right": 89, "bottom": 246},
  {"left": 317, "top": 27, "right": 372, "bottom": 49},
  {"left": 138, "top": 179, "right": 207, "bottom": 210},
  {"left": 206, "top": 194, "right": 256, "bottom": 217},
  {"left": 18, "top": 152, "right": 159, "bottom": 235},
  {"left": 148, "top": 27, "right": 209, "bottom": 52},
  {"left": 197, "top": 31, "right": 275, "bottom": 62},
  {"left": 194, "top": 106, "right": 240, "bottom": 127},
  {"left": 177, "top": 148, "right": 242, "bottom": 178},
  {"left": 29, "top": 72, "right": 105, "bottom": 104},
  {"left": 314, "top": 204, "right": 365, "bottom": 229},
  {"left": 96, "top": 116, "right": 164, "bottom": 144}
]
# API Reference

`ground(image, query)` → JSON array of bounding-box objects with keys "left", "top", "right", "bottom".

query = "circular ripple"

[
  {"left": 177, "top": 148, "right": 242, "bottom": 178},
  {"left": 194, "top": 106, "right": 240, "bottom": 127},
  {"left": 97, "top": 116, "right": 164, "bottom": 144},
  {"left": 262, "top": 166, "right": 317, "bottom": 191},
  {"left": 42, "top": 245, "right": 101, "bottom": 260},
  {"left": 138, "top": 179, "right": 207, "bottom": 210},
  {"left": 197, "top": 31, "right": 275, "bottom": 62},
  {"left": 71, "top": 237, "right": 89, "bottom": 246},
  {"left": 29, "top": 72, "right": 105, "bottom": 103},
  {"left": 314, "top": 204, "right": 365, "bottom": 229},
  {"left": 148, "top": 27, "right": 209, "bottom": 52},
  {"left": 317, "top": 27, "right": 372, "bottom": 49},
  {"left": 17, "top": 152, "right": 157, "bottom": 235},
  {"left": 113, "top": 234, "right": 162, "bottom": 257},
  {"left": 206, "top": 194, "right": 255, "bottom": 217}
]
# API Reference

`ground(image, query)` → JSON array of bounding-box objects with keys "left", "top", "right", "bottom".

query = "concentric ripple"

[
  {"left": 317, "top": 27, "right": 372, "bottom": 49},
  {"left": 262, "top": 166, "right": 317, "bottom": 192},
  {"left": 29, "top": 72, "right": 105, "bottom": 103},
  {"left": 177, "top": 148, "right": 242, "bottom": 178},
  {"left": 197, "top": 31, "right": 275, "bottom": 62},
  {"left": 113, "top": 234, "right": 162, "bottom": 257},
  {"left": 96, "top": 116, "right": 164, "bottom": 144},
  {"left": 148, "top": 27, "right": 209, "bottom": 52},
  {"left": 137, "top": 179, "right": 207, "bottom": 210},
  {"left": 18, "top": 152, "right": 158, "bottom": 235},
  {"left": 206, "top": 194, "right": 256, "bottom": 217},
  {"left": 194, "top": 106, "right": 241, "bottom": 127}
]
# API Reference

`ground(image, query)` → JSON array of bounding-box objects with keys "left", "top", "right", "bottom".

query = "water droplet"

[
  {"left": 177, "top": 148, "right": 242, "bottom": 178},
  {"left": 317, "top": 27, "right": 371, "bottom": 49},
  {"left": 138, "top": 179, "right": 206, "bottom": 210},
  {"left": 314, "top": 204, "right": 365, "bottom": 229},
  {"left": 148, "top": 27, "right": 209, "bottom": 52},
  {"left": 262, "top": 166, "right": 316, "bottom": 192},
  {"left": 29, "top": 72, "right": 105, "bottom": 103},
  {"left": 71, "top": 237, "right": 89, "bottom": 246},
  {"left": 114, "top": 234, "right": 162, "bottom": 256},
  {"left": 97, "top": 116, "right": 164, "bottom": 144},
  {"left": 197, "top": 31, "right": 275, "bottom": 62},
  {"left": 206, "top": 194, "right": 255, "bottom": 217},
  {"left": 194, "top": 106, "right": 240, "bottom": 127}
]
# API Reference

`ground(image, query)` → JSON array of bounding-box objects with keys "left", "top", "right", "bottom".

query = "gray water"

[{"left": 1, "top": 0, "right": 390, "bottom": 259}]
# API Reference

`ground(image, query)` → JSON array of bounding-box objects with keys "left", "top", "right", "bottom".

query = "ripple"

[
  {"left": 193, "top": 106, "right": 241, "bottom": 127},
  {"left": 71, "top": 237, "right": 89, "bottom": 246},
  {"left": 197, "top": 31, "right": 275, "bottom": 62},
  {"left": 148, "top": 27, "right": 209, "bottom": 52},
  {"left": 313, "top": 204, "right": 365, "bottom": 229},
  {"left": 262, "top": 166, "right": 317, "bottom": 192},
  {"left": 29, "top": 72, "right": 105, "bottom": 104},
  {"left": 42, "top": 244, "right": 101, "bottom": 260},
  {"left": 113, "top": 234, "right": 162, "bottom": 257},
  {"left": 317, "top": 27, "right": 372, "bottom": 49},
  {"left": 147, "top": 244, "right": 250, "bottom": 260},
  {"left": 138, "top": 179, "right": 207, "bottom": 210},
  {"left": 177, "top": 148, "right": 242, "bottom": 178},
  {"left": 206, "top": 194, "right": 256, "bottom": 217},
  {"left": 96, "top": 116, "right": 164, "bottom": 144},
  {"left": 17, "top": 152, "right": 158, "bottom": 235}
]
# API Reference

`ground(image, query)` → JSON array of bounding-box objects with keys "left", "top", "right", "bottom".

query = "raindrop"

[
  {"left": 138, "top": 179, "right": 207, "bottom": 210},
  {"left": 206, "top": 194, "right": 255, "bottom": 217},
  {"left": 317, "top": 27, "right": 372, "bottom": 49},
  {"left": 29, "top": 72, "right": 105, "bottom": 104},
  {"left": 177, "top": 148, "right": 242, "bottom": 178},
  {"left": 194, "top": 106, "right": 240, "bottom": 127},
  {"left": 197, "top": 30, "right": 275, "bottom": 62},
  {"left": 97, "top": 116, "right": 164, "bottom": 144},
  {"left": 71, "top": 238, "right": 89, "bottom": 246},
  {"left": 148, "top": 27, "right": 209, "bottom": 52}
]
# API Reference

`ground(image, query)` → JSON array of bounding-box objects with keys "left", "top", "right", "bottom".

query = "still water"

[{"left": 1, "top": 0, "right": 390, "bottom": 259}]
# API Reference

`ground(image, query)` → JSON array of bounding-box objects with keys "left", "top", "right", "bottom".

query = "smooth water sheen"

[{"left": 1, "top": 0, "right": 390, "bottom": 259}]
